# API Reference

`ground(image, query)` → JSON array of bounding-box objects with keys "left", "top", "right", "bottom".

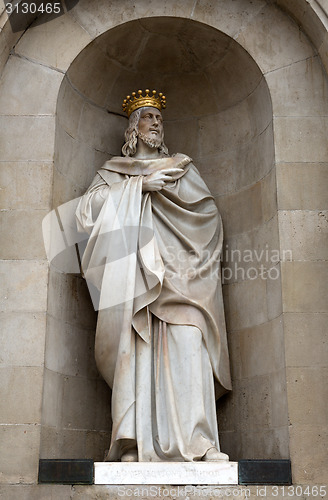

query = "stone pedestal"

[{"left": 94, "top": 461, "right": 238, "bottom": 485}]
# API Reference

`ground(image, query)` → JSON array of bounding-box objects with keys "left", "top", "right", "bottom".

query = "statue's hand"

[{"left": 142, "top": 167, "right": 183, "bottom": 192}]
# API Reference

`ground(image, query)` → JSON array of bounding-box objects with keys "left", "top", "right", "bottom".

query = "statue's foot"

[
  {"left": 121, "top": 449, "right": 138, "bottom": 462},
  {"left": 202, "top": 447, "right": 229, "bottom": 461}
]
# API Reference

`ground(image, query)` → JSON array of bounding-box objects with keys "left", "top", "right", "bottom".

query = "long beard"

[{"left": 138, "top": 131, "right": 162, "bottom": 149}]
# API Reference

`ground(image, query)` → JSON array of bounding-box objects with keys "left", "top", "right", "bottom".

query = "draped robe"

[{"left": 76, "top": 154, "right": 231, "bottom": 461}]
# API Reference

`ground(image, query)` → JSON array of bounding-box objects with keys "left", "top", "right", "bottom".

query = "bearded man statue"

[{"left": 75, "top": 89, "right": 232, "bottom": 463}]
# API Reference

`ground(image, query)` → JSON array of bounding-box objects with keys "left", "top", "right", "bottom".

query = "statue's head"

[{"left": 121, "top": 89, "right": 168, "bottom": 157}]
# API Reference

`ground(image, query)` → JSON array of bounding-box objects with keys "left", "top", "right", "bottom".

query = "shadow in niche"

[
  {"left": 41, "top": 16, "right": 288, "bottom": 463},
  {"left": 6, "top": 0, "right": 80, "bottom": 32}
]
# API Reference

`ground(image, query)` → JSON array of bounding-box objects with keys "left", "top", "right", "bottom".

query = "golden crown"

[{"left": 122, "top": 89, "right": 166, "bottom": 117}]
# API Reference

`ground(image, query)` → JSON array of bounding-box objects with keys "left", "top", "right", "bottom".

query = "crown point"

[
  {"left": 127, "top": 95, "right": 130, "bottom": 100},
  {"left": 138, "top": 90, "right": 142, "bottom": 95},
  {"left": 145, "top": 89, "right": 150, "bottom": 93},
  {"left": 152, "top": 90, "right": 156, "bottom": 94},
  {"left": 132, "top": 92, "right": 136, "bottom": 96}
]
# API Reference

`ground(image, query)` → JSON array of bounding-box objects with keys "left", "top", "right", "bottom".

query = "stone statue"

[{"left": 75, "top": 89, "right": 232, "bottom": 462}]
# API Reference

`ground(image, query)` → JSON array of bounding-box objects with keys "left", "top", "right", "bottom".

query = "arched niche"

[{"left": 42, "top": 16, "right": 286, "bottom": 461}]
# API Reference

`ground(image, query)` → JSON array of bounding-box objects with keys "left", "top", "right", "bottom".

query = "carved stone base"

[{"left": 94, "top": 461, "right": 238, "bottom": 485}]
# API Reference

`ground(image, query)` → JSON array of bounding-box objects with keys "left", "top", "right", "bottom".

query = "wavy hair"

[{"left": 122, "top": 108, "right": 169, "bottom": 157}]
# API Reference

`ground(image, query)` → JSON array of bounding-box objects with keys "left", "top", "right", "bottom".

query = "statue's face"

[{"left": 137, "top": 106, "right": 164, "bottom": 145}]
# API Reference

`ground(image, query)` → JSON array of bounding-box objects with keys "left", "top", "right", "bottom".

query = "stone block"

[
  {"left": 198, "top": 124, "right": 274, "bottom": 197},
  {"left": 240, "top": 426, "right": 289, "bottom": 460},
  {"left": 276, "top": 0, "right": 327, "bottom": 49},
  {"left": 164, "top": 118, "right": 199, "bottom": 160},
  {"left": 205, "top": 44, "right": 263, "bottom": 113},
  {"left": 236, "top": 3, "right": 314, "bottom": 74},
  {"left": 0, "top": 161, "right": 52, "bottom": 210},
  {"left": 284, "top": 312, "right": 328, "bottom": 367},
  {"left": 198, "top": 102, "right": 254, "bottom": 158},
  {"left": 223, "top": 275, "right": 268, "bottom": 331},
  {"left": 281, "top": 261, "right": 328, "bottom": 312},
  {"left": 94, "top": 461, "right": 238, "bottom": 485},
  {"left": 0, "top": 260, "right": 48, "bottom": 312},
  {"left": 276, "top": 163, "right": 328, "bottom": 210},
  {"left": 56, "top": 79, "right": 84, "bottom": 139},
  {"left": 0, "top": 312, "right": 46, "bottom": 367},
  {"left": 286, "top": 367, "right": 328, "bottom": 426},
  {"left": 0, "top": 34, "right": 10, "bottom": 75},
  {"left": 41, "top": 368, "right": 64, "bottom": 428},
  {"left": 0, "top": 366, "right": 43, "bottom": 423},
  {"left": 319, "top": 31, "right": 328, "bottom": 75},
  {"left": 217, "top": 168, "right": 277, "bottom": 237},
  {"left": 238, "top": 317, "right": 285, "bottom": 379},
  {"left": 274, "top": 116, "right": 328, "bottom": 163},
  {"left": 266, "top": 263, "right": 283, "bottom": 321},
  {"left": 192, "top": 0, "right": 266, "bottom": 39},
  {"left": 222, "top": 214, "right": 280, "bottom": 285},
  {"left": 278, "top": 210, "right": 328, "bottom": 261},
  {"left": 0, "top": 424, "right": 41, "bottom": 484},
  {"left": 45, "top": 314, "right": 98, "bottom": 378},
  {"left": 52, "top": 168, "right": 85, "bottom": 208},
  {"left": 54, "top": 124, "right": 96, "bottom": 188},
  {"left": 0, "top": 209, "right": 48, "bottom": 260},
  {"left": 68, "top": 0, "right": 196, "bottom": 38},
  {"left": 0, "top": 484, "right": 72, "bottom": 500},
  {"left": 233, "top": 375, "right": 273, "bottom": 431},
  {"left": 47, "top": 269, "right": 97, "bottom": 329},
  {"left": 265, "top": 56, "right": 328, "bottom": 117},
  {"left": 67, "top": 45, "right": 121, "bottom": 109},
  {"left": 0, "top": 115, "right": 55, "bottom": 161},
  {"left": 78, "top": 105, "right": 126, "bottom": 155},
  {"left": 95, "top": 19, "right": 146, "bottom": 72},
  {"left": 0, "top": 55, "right": 63, "bottom": 115},
  {"left": 289, "top": 424, "right": 328, "bottom": 484},
  {"left": 85, "top": 430, "right": 111, "bottom": 462},
  {"left": 15, "top": 12, "right": 92, "bottom": 71},
  {"left": 61, "top": 375, "right": 111, "bottom": 431}
]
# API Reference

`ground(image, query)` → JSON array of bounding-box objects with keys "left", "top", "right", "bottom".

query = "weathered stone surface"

[
  {"left": 223, "top": 275, "right": 268, "bottom": 331},
  {"left": 284, "top": 312, "right": 328, "bottom": 367},
  {"left": 0, "top": 55, "right": 63, "bottom": 115},
  {"left": 289, "top": 424, "right": 328, "bottom": 484},
  {"left": 61, "top": 375, "right": 111, "bottom": 431},
  {"left": 287, "top": 367, "right": 328, "bottom": 426},
  {"left": 236, "top": 3, "right": 314, "bottom": 74},
  {"left": 68, "top": 0, "right": 197, "bottom": 38},
  {"left": 278, "top": 210, "right": 328, "bottom": 261},
  {"left": 281, "top": 261, "right": 328, "bottom": 312},
  {"left": 45, "top": 315, "right": 98, "bottom": 378},
  {"left": 0, "top": 115, "right": 55, "bottom": 161},
  {"left": 276, "top": 163, "right": 328, "bottom": 210},
  {"left": 0, "top": 209, "right": 48, "bottom": 260},
  {"left": 0, "top": 260, "right": 48, "bottom": 312},
  {"left": 0, "top": 162, "right": 52, "bottom": 210},
  {"left": 15, "top": 12, "right": 92, "bottom": 71},
  {"left": 192, "top": 0, "right": 266, "bottom": 38},
  {"left": 0, "top": 366, "right": 43, "bottom": 424},
  {"left": 0, "top": 312, "right": 46, "bottom": 367},
  {"left": 274, "top": 116, "right": 328, "bottom": 163},
  {"left": 266, "top": 56, "right": 328, "bottom": 117},
  {"left": 217, "top": 168, "right": 277, "bottom": 236},
  {"left": 237, "top": 317, "right": 285, "bottom": 379},
  {"left": 0, "top": 424, "right": 41, "bottom": 484},
  {"left": 47, "top": 269, "right": 97, "bottom": 329}
]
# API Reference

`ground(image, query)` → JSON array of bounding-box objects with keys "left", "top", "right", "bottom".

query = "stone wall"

[{"left": 0, "top": 0, "right": 327, "bottom": 488}]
